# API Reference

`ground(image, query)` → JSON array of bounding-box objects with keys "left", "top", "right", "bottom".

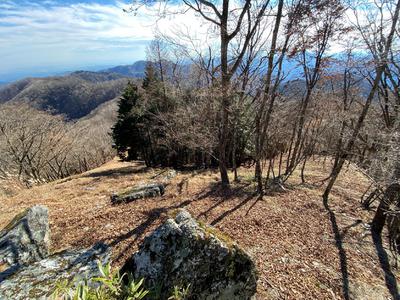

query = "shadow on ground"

[
  {"left": 372, "top": 232, "right": 400, "bottom": 299},
  {"left": 323, "top": 195, "right": 350, "bottom": 300},
  {"left": 102, "top": 200, "right": 192, "bottom": 262},
  {"left": 83, "top": 165, "right": 150, "bottom": 179}
]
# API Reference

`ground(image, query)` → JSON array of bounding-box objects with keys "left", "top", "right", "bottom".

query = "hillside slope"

[
  {"left": 0, "top": 158, "right": 398, "bottom": 299},
  {"left": 74, "top": 96, "right": 118, "bottom": 128},
  {"left": 0, "top": 72, "right": 129, "bottom": 119}
]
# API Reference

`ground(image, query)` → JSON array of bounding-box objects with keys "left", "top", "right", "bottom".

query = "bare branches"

[
  {"left": 0, "top": 103, "right": 115, "bottom": 185},
  {"left": 182, "top": 0, "right": 221, "bottom": 25}
]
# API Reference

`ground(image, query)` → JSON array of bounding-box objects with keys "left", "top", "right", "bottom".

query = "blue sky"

[
  {"left": 0, "top": 0, "right": 156, "bottom": 81},
  {"left": 0, "top": 0, "right": 363, "bottom": 82}
]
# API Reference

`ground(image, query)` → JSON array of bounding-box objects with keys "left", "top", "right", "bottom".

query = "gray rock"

[
  {"left": 0, "top": 243, "right": 111, "bottom": 300},
  {"left": 111, "top": 183, "right": 165, "bottom": 204},
  {"left": 0, "top": 205, "right": 50, "bottom": 276},
  {"left": 153, "top": 169, "right": 177, "bottom": 181},
  {"left": 164, "top": 169, "right": 177, "bottom": 180},
  {"left": 122, "top": 209, "right": 257, "bottom": 299}
]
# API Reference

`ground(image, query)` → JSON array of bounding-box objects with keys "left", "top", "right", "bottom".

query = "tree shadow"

[
  {"left": 83, "top": 165, "right": 150, "bottom": 179},
  {"left": 195, "top": 181, "right": 255, "bottom": 221},
  {"left": 340, "top": 220, "right": 363, "bottom": 239},
  {"left": 176, "top": 166, "right": 218, "bottom": 175},
  {"left": 263, "top": 186, "right": 291, "bottom": 197},
  {"left": 210, "top": 194, "right": 256, "bottom": 226},
  {"left": 197, "top": 198, "right": 226, "bottom": 219},
  {"left": 104, "top": 200, "right": 193, "bottom": 262},
  {"left": 0, "top": 240, "right": 22, "bottom": 282},
  {"left": 195, "top": 181, "right": 253, "bottom": 200},
  {"left": 0, "top": 263, "right": 21, "bottom": 282},
  {"left": 323, "top": 197, "right": 350, "bottom": 300},
  {"left": 371, "top": 231, "right": 400, "bottom": 299}
]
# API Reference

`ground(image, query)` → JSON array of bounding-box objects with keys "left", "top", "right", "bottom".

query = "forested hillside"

[
  {"left": 0, "top": 72, "right": 126, "bottom": 187},
  {"left": 0, "top": 72, "right": 129, "bottom": 119}
]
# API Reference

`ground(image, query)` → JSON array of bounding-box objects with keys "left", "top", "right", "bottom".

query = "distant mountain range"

[
  {"left": 102, "top": 60, "right": 148, "bottom": 78},
  {"left": 0, "top": 60, "right": 174, "bottom": 120},
  {"left": 0, "top": 58, "right": 374, "bottom": 122},
  {"left": 0, "top": 60, "right": 151, "bottom": 121}
]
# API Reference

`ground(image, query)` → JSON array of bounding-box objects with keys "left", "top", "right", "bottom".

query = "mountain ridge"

[{"left": 0, "top": 71, "right": 139, "bottom": 119}]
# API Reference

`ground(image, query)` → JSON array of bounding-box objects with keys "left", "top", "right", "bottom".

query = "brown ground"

[{"left": 0, "top": 157, "right": 399, "bottom": 299}]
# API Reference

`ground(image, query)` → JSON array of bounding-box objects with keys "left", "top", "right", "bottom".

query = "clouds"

[
  {"left": 0, "top": 0, "right": 160, "bottom": 80},
  {"left": 0, "top": 1, "right": 379, "bottom": 82}
]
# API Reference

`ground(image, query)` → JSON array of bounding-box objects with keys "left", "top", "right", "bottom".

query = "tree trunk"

[
  {"left": 301, "top": 157, "right": 307, "bottom": 184},
  {"left": 323, "top": 0, "right": 400, "bottom": 201},
  {"left": 372, "top": 183, "right": 400, "bottom": 234},
  {"left": 253, "top": 0, "right": 284, "bottom": 194},
  {"left": 218, "top": 0, "right": 230, "bottom": 186},
  {"left": 255, "top": 158, "right": 263, "bottom": 195}
]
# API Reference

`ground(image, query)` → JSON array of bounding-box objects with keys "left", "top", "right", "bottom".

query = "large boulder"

[
  {"left": 111, "top": 183, "right": 165, "bottom": 204},
  {"left": 122, "top": 209, "right": 257, "bottom": 299},
  {"left": 0, "top": 205, "right": 50, "bottom": 277},
  {"left": 0, "top": 243, "right": 111, "bottom": 300}
]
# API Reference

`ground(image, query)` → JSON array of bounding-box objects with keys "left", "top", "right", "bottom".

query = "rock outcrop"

[
  {"left": 111, "top": 183, "right": 165, "bottom": 204},
  {"left": 0, "top": 205, "right": 50, "bottom": 278},
  {"left": 0, "top": 206, "right": 111, "bottom": 300},
  {"left": 0, "top": 243, "right": 111, "bottom": 300},
  {"left": 122, "top": 209, "right": 257, "bottom": 299}
]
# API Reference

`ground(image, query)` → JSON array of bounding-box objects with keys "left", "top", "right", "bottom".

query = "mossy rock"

[
  {"left": 0, "top": 243, "right": 110, "bottom": 300},
  {"left": 122, "top": 209, "right": 258, "bottom": 299},
  {"left": 111, "top": 183, "right": 165, "bottom": 204}
]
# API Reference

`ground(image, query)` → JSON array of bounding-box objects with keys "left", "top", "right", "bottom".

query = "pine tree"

[{"left": 111, "top": 82, "right": 142, "bottom": 161}]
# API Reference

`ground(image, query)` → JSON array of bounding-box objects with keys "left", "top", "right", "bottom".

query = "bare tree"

[
  {"left": 131, "top": 0, "right": 271, "bottom": 185},
  {"left": 284, "top": 0, "right": 346, "bottom": 179},
  {"left": 253, "top": 0, "right": 302, "bottom": 194},
  {"left": 323, "top": 0, "right": 400, "bottom": 202},
  {"left": 0, "top": 102, "right": 116, "bottom": 185}
]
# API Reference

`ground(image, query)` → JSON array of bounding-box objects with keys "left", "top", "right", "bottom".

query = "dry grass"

[{"left": 0, "top": 157, "right": 399, "bottom": 299}]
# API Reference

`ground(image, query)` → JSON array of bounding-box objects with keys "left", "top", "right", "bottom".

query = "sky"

[
  {"left": 0, "top": 0, "right": 379, "bottom": 82},
  {"left": 0, "top": 0, "right": 165, "bottom": 81}
]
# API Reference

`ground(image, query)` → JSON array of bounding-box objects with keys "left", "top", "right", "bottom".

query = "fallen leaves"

[{"left": 0, "top": 157, "right": 398, "bottom": 299}]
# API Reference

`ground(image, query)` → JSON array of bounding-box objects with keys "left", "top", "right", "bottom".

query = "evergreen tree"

[
  {"left": 141, "top": 62, "right": 170, "bottom": 166},
  {"left": 142, "top": 62, "right": 158, "bottom": 90},
  {"left": 111, "top": 82, "right": 142, "bottom": 161}
]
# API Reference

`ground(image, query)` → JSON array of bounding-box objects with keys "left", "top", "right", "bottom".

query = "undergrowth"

[{"left": 52, "top": 262, "right": 190, "bottom": 300}]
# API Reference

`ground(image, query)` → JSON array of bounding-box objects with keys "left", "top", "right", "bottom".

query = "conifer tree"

[
  {"left": 111, "top": 82, "right": 141, "bottom": 161},
  {"left": 142, "top": 62, "right": 158, "bottom": 90}
]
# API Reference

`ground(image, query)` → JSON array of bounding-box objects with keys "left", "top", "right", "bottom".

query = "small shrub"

[
  {"left": 51, "top": 262, "right": 149, "bottom": 300},
  {"left": 167, "top": 284, "right": 191, "bottom": 300}
]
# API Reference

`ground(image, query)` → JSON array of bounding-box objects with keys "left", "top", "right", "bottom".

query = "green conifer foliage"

[{"left": 111, "top": 82, "right": 142, "bottom": 161}]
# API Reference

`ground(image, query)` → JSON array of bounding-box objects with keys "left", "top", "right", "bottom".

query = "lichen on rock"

[
  {"left": 122, "top": 209, "right": 258, "bottom": 299},
  {"left": 0, "top": 243, "right": 111, "bottom": 300},
  {"left": 0, "top": 205, "right": 50, "bottom": 276},
  {"left": 111, "top": 183, "right": 165, "bottom": 204}
]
